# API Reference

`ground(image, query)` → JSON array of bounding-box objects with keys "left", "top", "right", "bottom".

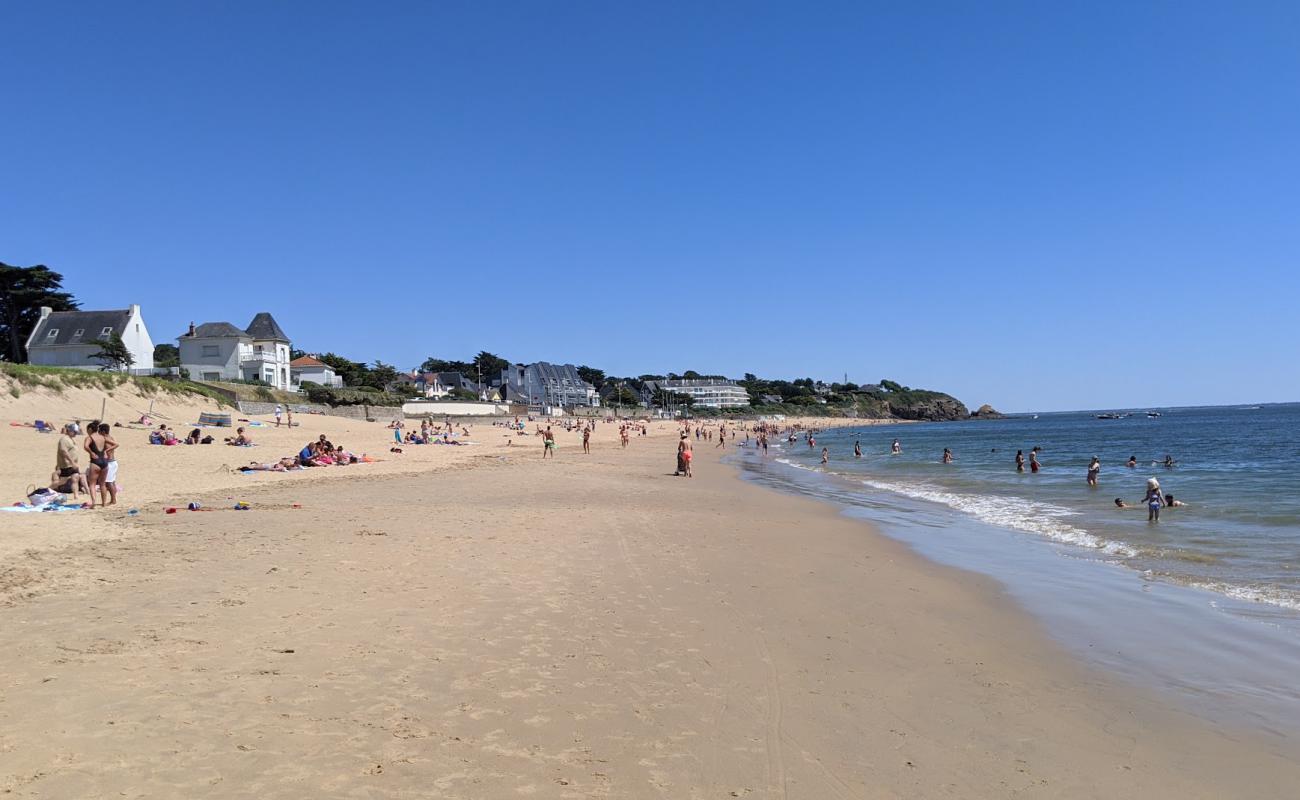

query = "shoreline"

[
  {"left": 734, "top": 445, "right": 1300, "bottom": 739},
  {"left": 2, "top": 429, "right": 1297, "bottom": 795}
]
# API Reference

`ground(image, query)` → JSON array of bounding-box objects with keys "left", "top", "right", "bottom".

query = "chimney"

[
  {"left": 187, "top": 322, "right": 196, "bottom": 337},
  {"left": 129, "top": 303, "right": 140, "bottom": 317},
  {"left": 39, "top": 306, "right": 52, "bottom": 319}
]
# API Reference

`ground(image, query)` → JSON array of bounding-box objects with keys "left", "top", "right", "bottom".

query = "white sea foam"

[
  {"left": 1198, "top": 582, "right": 1300, "bottom": 612},
  {"left": 772, "top": 457, "right": 1137, "bottom": 557}
]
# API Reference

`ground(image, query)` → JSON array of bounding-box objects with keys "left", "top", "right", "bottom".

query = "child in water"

[{"left": 1144, "top": 478, "right": 1166, "bottom": 521}]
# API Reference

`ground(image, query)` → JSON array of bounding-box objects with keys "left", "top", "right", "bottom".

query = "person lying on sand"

[{"left": 241, "top": 457, "right": 300, "bottom": 472}]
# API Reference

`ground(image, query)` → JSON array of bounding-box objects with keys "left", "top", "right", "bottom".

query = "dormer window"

[
  {"left": 71, "top": 328, "right": 84, "bottom": 341},
  {"left": 100, "top": 326, "right": 113, "bottom": 338},
  {"left": 45, "top": 328, "right": 59, "bottom": 339}
]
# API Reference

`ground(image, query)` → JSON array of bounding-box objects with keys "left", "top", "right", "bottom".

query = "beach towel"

[{"left": 2, "top": 502, "right": 86, "bottom": 513}]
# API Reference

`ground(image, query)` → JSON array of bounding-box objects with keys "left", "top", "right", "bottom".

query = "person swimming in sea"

[
  {"left": 942, "top": 448, "right": 953, "bottom": 464},
  {"left": 1114, "top": 498, "right": 1129, "bottom": 508},
  {"left": 1015, "top": 449, "right": 1025, "bottom": 472},
  {"left": 1087, "top": 456, "right": 1100, "bottom": 486},
  {"left": 891, "top": 439, "right": 902, "bottom": 455},
  {"left": 1163, "top": 454, "right": 1175, "bottom": 469},
  {"left": 1127, "top": 455, "right": 1138, "bottom": 468},
  {"left": 1029, "top": 451, "right": 1041, "bottom": 473},
  {"left": 821, "top": 447, "right": 829, "bottom": 465},
  {"left": 854, "top": 440, "right": 862, "bottom": 459},
  {"left": 1164, "top": 493, "right": 1187, "bottom": 507}
]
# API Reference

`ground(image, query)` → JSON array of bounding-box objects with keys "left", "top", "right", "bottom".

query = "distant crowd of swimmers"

[{"left": 738, "top": 426, "right": 1190, "bottom": 523}]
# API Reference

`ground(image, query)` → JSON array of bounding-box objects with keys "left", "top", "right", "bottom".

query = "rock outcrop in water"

[{"left": 970, "top": 403, "right": 1003, "bottom": 419}]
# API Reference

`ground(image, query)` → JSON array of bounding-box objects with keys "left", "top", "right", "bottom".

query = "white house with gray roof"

[
  {"left": 25, "top": 305, "right": 155, "bottom": 371},
  {"left": 177, "top": 312, "right": 293, "bottom": 390}
]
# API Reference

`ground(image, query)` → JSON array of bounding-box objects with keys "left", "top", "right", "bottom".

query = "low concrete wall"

[
  {"left": 237, "top": 400, "right": 404, "bottom": 423},
  {"left": 401, "top": 400, "right": 513, "bottom": 417}
]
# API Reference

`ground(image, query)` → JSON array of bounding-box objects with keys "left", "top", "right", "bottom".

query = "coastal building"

[
  {"left": 24, "top": 305, "right": 155, "bottom": 372},
  {"left": 411, "top": 371, "right": 484, "bottom": 400},
  {"left": 500, "top": 362, "right": 599, "bottom": 409},
  {"left": 177, "top": 312, "right": 293, "bottom": 390},
  {"left": 643, "top": 378, "right": 750, "bottom": 409},
  {"left": 290, "top": 355, "right": 343, "bottom": 389}
]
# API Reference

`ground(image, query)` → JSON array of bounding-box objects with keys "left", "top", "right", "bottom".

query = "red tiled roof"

[{"left": 290, "top": 356, "right": 328, "bottom": 368}]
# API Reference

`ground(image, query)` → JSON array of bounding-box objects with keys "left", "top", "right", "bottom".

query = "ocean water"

[
  {"left": 731, "top": 403, "right": 1300, "bottom": 732},
  {"left": 757, "top": 404, "right": 1300, "bottom": 616}
]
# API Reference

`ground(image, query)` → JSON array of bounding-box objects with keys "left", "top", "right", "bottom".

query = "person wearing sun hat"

[{"left": 1144, "top": 477, "right": 1166, "bottom": 522}]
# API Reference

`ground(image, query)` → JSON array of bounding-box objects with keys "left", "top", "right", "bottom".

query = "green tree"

[
  {"left": 153, "top": 343, "right": 180, "bottom": 368},
  {"left": 473, "top": 351, "right": 510, "bottom": 381},
  {"left": 419, "top": 357, "right": 473, "bottom": 375},
  {"left": 669, "top": 391, "right": 696, "bottom": 408},
  {"left": 606, "top": 385, "right": 639, "bottom": 407},
  {"left": 365, "top": 360, "right": 401, "bottom": 391},
  {"left": 0, "top": 262, "right": 78, "bottom": 362},
  {"left": 90, "top": 332, "right": 135, "bottom": 371},
  {"left": 316, "top": 352, "right": 367, "bottom": 387},
  {"left": 576, "top": 365, "right": 605, "bottom": 386}
]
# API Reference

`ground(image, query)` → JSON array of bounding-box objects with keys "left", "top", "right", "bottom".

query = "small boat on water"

[
  {"left": 1095, "top": 412, "right": 1127, "bottom": 420},
  {"left": 1146, "top": 411, "right": 1161, "bottom": 418}
]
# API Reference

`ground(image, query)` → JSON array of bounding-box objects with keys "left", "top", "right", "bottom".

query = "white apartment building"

[{"left": 649, "top": 378, "right": 750, "bottom": 409}]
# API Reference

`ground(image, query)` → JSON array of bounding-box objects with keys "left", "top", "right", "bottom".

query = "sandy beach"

[{"left": 2, "top": 385, "right": 1298, "bottom": 797}]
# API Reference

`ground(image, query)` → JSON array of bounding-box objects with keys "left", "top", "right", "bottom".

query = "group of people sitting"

[
  {"left": 300, "top": 435, "right": 373, "bottom": 466},
  {"left": 239, "top": 435, "right": 371, "bottom": 473},
  {"left": 392, "top": 419, "right": 467, "bottom": 446},
  {"left": 149, "top": 424, "right": 214, "bottom": 446}
]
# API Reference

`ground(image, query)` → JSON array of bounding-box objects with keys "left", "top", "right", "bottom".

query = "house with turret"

[{"left": 177, "top": 312, "right": 292, "bottom": 390}]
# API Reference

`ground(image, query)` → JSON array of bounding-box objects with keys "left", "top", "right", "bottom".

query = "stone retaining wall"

[{"left": 236, "top": 400, "right": 404, "bottom": 423}]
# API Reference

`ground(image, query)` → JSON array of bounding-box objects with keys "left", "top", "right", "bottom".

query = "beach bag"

[{"left": 26, "top": 486, "right": 66, "bottom": 507}]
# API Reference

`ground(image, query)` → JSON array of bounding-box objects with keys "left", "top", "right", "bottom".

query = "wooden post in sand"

[{"left": 100, "top": 397, "right": 107, "bottom": 424}]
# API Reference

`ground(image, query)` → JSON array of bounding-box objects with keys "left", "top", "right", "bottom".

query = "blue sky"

[{"left": 3, "top": 1, "right": 1298, "bottom": 412}]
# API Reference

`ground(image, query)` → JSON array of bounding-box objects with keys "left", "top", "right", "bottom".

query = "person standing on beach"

[
  {"left": 1144, "top": 478, "right": 1166, "bottom": 521},
  {"left": 542, "top": 426, "right": 555, "bottom": 459},
  {"left": 583, "top": 426, "right": 591, "bottom": 454},
  {"left": 1087, "top": 456, "right": 1101, "bottom": 486},
  {"left": 274, "top": 404, "right": 283, "bottom": 427},
  {"left": 1015, "top": 450, "right": 1025, "bottom": 472},
  {"left": 99, "top": 422, "right": 119, "bottom": 506},
  {"left": 678, "top": 433, "right": 693, "bottom": 477}
]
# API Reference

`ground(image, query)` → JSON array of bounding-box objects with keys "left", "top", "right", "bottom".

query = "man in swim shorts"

[{"left": 543, "top": 426, "right": 555, "bottom": 459}]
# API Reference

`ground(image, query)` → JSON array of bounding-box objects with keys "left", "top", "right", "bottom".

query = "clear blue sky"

[{"left": 3, "top": 1, "right": 1298, "bottom": 412}]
